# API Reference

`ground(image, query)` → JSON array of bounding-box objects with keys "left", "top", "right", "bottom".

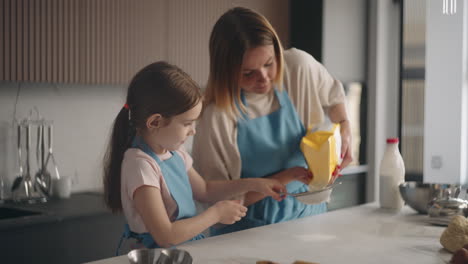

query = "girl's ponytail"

[{"left": 103, "top": 105, "right": 135, "bottom": 212}]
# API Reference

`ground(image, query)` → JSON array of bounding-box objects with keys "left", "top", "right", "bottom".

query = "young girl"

[{"left": 103, "top": 61, "right": 285, "bottom": 251}]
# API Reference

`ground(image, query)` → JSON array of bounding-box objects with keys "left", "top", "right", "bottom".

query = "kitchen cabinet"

[
  {"left": 0, "top": 0, "right": 290, "bottom": 86},
  {"left": 0, "top": 0, "right": 164, "bottom": 84},
  {"left": 328, "top": 169, "right": 366, "bottom": 211},
  {"left": 0, "top": 192, "right": 125, "bottom": 264}
]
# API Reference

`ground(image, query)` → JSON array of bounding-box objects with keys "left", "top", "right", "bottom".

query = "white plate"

[{"left": 290, "top": 181, "right": 342, "bottom": 205}]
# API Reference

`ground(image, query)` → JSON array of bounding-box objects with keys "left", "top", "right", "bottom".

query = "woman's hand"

[
  {"left": 329, "top": 165, "right": 341, "bottom": 184},
  {"left": 327, "top": 120, "right": 352, "bottom": 184},
  {"left": 270, "top": 167, "right": 313, "bottom": 186},
  {"left": 250, "top": 178, "right": 287, "bottom": 201},
  {"left": 339, "top": 120, "right": 353, "bottom": 169},
  {"left": 212, "top": 200, "right": 247, "bottom": 225}
]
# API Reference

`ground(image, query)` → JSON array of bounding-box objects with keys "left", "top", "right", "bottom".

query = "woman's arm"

[
  {"left": 284, "top": 48, "right": 353, "bottom": 169},
  {"left": 192, "top": 105, "right": 243, "bottom": 181},
  {"left": 328, "top": 103, "right": 353, "bottom": 169},
  {"left": 134, "top": 186, "right": 247, "bottom": 248},
  {"left": 189, "top": 167, "right": 285, "bottom": 204}
]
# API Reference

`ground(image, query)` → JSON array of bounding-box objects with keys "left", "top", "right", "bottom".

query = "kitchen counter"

[
  {"left": 86, "top": 203, "right": 453, "bottom": 264},
  {"left": 0, "top": 192, "right": 111, "bottom": 230},
  {"left": 0, "top": 192, "right": 125, "bottom": 264}
]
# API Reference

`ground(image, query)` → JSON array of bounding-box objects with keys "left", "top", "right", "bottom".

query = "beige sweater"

[{"left": 192, "top": 48, "right": 346, "bottom": 181}]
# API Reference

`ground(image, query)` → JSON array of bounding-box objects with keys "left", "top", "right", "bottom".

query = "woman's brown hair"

[
  {"left": 205, "top": 7, "right": 284, "bottom": 117},
  {"left": 103, "top": 61, "right": 202, "bottom": 213}
]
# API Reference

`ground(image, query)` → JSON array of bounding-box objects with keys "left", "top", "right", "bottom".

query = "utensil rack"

[{"left": 10, "top": 118, "right": 55, "bottom": 204}]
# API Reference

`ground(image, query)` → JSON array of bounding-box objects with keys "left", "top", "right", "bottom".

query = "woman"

[{"left": 192, "top": 7, "right": 352, "bottom": 235}]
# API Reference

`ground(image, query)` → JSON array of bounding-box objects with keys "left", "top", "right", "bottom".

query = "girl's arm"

[
  {"left": 134, "top": 185, "right": 246, "bottom": 248},
  {"left": 243, "top": 166, "right": 312, "bottom": 205},
  {"left": 189, "top": 167, "right": 285, "bottom": 205}
]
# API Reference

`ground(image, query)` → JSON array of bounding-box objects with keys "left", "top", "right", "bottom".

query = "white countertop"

[{"left": 85, "top": 203, "right": 453, "bottom": 264}]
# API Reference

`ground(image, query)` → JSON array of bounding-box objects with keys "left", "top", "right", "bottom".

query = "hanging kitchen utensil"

[
  {"left": 23, "top": 124, "right": 34, "bottom": 198},
  {"left": 21, "top": 123, "right": 47, "bottom": 202},
  {"left": 34, "top": 123, "right": 51, "bottom": 196},
  {"left": 43, "top": 124, "right": 60, "bottom": 180},
  {"left": 11, "top": 124, "right": 24, "bottom": 192},
  {"left": 33, "top": 123, "right": 42, "bottom": 192}
]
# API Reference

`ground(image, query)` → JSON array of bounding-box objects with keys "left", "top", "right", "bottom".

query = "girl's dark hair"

[{"left": 103, "top": 61, "right": 202, "bottom": 213}]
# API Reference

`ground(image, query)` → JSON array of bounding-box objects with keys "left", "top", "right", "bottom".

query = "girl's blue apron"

[
  {"left": 116, "top": 136, "right": 204, "bottom": 254},
  {"left": 211, "top": 88, "right": 327, "bottom": 236}
]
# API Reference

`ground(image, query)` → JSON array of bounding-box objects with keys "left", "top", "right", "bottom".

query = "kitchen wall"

[
  {"left": 322, "top": 0, "right": 367, "bottom": 83},
  {"left": 322, "top": 0, "right": 367, "bottom": 168},
  {"left": 0, "top": 0, "right": 290, "bottom": 195},
  {"left": 0, "top": 82, "right": 126, "bottom": 194}
]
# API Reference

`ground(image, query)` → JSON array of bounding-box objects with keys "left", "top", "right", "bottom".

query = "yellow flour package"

[{"left": 300, "top": 121, "right": 342, "bottom": 189}]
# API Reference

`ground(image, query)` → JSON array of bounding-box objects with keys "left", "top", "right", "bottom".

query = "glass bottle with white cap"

[{"left": 379, "top": 138, "right": 405, "bottom": 210}]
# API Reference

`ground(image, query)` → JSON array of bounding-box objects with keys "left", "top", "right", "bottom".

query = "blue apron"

[
  {"left": 116, "top": 136, "right": 204, "bottom": 254},
  {"left": 211, "top": 88, "right": 327, "bottom": 236}
]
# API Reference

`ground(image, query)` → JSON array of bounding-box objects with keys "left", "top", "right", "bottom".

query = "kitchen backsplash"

[
  {"left": 0, "top": 82, "right": 126, "bottom": 195},
  {"left": 0, "top": 81, "right": 196, "bottom": 197}
]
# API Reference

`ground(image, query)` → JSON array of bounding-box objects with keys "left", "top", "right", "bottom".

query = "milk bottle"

[{"left": 379, "top": 138, "right": 405, "bottom": 210}]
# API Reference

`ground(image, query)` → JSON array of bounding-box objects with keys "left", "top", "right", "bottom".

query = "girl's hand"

[
  {"left": 339, "top": 120, "right": 353, "bottom": 169},
  {"left": 212, "top": 200, "right": 247, "bottom": 225},
  {"left": 270, "top": 167, "right": 313, "bottom": 186},
  {"left": 250, "top": 178, "right": 287, "bottom": 201}
]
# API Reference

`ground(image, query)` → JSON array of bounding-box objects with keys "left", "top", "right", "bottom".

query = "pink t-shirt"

[{"left": 121, "top": 146, "right": 193, "bottom": 234}]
